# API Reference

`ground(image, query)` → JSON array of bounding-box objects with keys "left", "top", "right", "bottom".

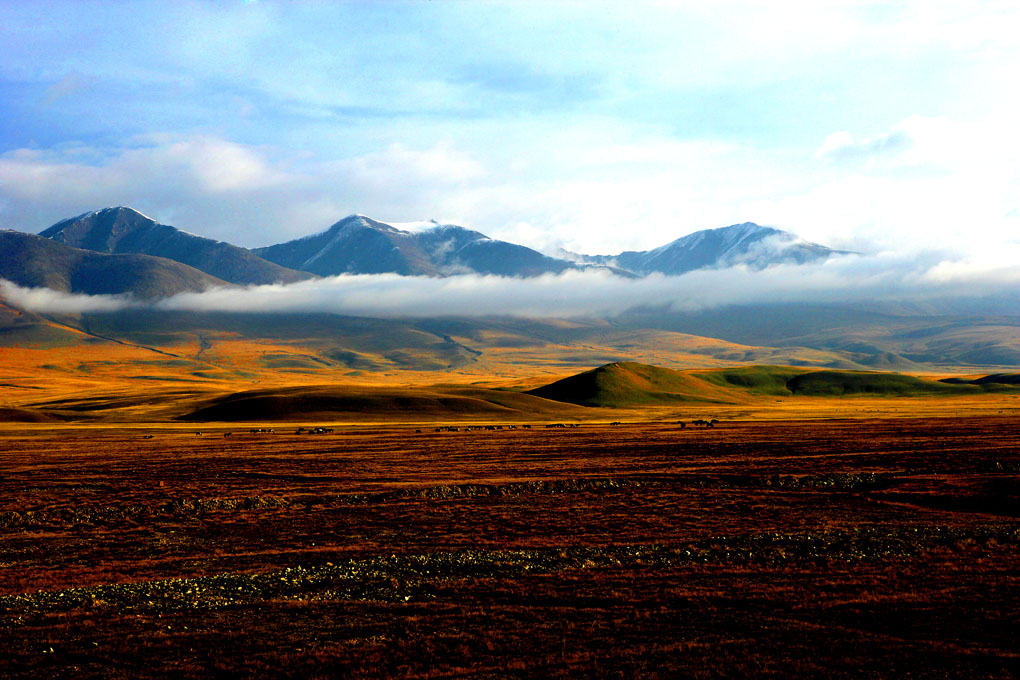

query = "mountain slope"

[
  {"left": 0, "top": 230, "right": 227, "bottom": 298},
  {"left": 415, "top": 225, "right": 578, "bottom": 276},
  {"left": 254, "top": 215, "right": 441, "bottom": 276},
  {"left": 0, "top": 290, "right": 89, "bottom": 346},
  {"left": 41, "top": 207, "right": 313, "bottom": 286},
  {"left": 585, "top": 222, "right": 849, "bottom": 275}
]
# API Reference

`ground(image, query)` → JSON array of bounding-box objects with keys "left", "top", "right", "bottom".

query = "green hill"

[
  {"left": 782, "top": 370, "right": 968, "bottom": 396},
  {"left": 693, "top": 366, "right": 804, "bottom": 396},
  {"left": 528, "top": 362, "right": 1020, "bottom": 407},
  {"left": 526, "top": 361, "right": 740, "bottom": 407}
]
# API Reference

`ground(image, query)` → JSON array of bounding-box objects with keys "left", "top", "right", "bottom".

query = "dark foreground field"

[{"left": 2, "top": 417, "right": 1019, "bottom": 678}]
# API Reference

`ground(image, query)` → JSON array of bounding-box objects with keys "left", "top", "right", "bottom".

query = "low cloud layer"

[{"left": 4, "top": 252, "right": 1019, "bottom": 320}]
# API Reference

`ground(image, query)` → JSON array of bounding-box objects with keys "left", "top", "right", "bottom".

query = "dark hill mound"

[
  {"left": 784, "top": 370, "right": 978, "bottom": 396},
  {"left": 940, "top": 373, "right": 1020, "bottom": 387},
  {"left": 180, "top": 385, "right": 579, "bottom": 421},
  {"left": 0, "top": 407, "right": 62, "bottom": 422}
]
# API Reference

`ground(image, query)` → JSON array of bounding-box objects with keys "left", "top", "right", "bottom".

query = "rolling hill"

[
  {"left": 41, "top": 207, "right": 313, "bottom": 286},
  {"left": 528, "top": 362, "right": 1020, "bottom": 407},
  {"left": 179, "top": 383, "right": 589, "bottom": 422},
  {"left": 618, "top": 304, "right": 1020, "bottom": 369},
  {"left": 527, "top": 361, "right": 744, "bottom": 406}
]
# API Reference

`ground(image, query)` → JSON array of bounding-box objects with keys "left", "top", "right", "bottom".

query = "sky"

[{"left": 0, "top": 0, "right": 1018, "bottom": 258}]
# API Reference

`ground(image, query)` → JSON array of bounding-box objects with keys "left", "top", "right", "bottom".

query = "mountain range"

[{"left": 11, "top": 207, "right": 846, "bottom": 292}]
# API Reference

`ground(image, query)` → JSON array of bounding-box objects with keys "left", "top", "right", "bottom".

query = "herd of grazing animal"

[
  {"left": 182, "top": 419, "right": 723, "bottom": 440},
  {"left": 416, "top": 419, "right": 722, "bottom": 434}
]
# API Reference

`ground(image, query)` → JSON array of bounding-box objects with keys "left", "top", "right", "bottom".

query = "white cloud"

[
  {"left": 4, "top": 249, "right": 1019, "bottom": 320},
  {"left": 0, "top": 279, "right": 141, "bottom": 314}
]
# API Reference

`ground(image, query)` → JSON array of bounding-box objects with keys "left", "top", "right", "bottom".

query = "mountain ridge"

[
  {"left": 41, "top": 207, "right": 315, "bottom": 286},
  {"left": 253, "top": 214, "right": 593, "bottom": 277}
]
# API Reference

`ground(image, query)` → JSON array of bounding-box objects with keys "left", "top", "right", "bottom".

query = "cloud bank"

[{"left": 4, "top": 252, "right": 1019, "bottom": 320}]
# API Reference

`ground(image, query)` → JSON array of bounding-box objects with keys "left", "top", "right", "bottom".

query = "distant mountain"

[
  {"left": 41, "top": 207, "right": 314, "bottom": 286},
  {"left": 416, "top": 223, "right": 582, "bottom": 277},
  {"left": 579, "top": 222, "right": 850, "bottom": 276},
  {"left": 0, "top": 230, "right": 227, "bottom": 298},
  {"left": 254, "top": 215, "right": 587, "bottom": 277},
  {"left": 270, "top": 218, "right": 846, "bottom": 279},
  {"left": 35, "top": 210, "right": 848, "bottom": 281}
]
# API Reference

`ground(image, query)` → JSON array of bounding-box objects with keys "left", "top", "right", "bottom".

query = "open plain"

[{"left": 2, "top": 400, "right": 1019, "bottom": 678}]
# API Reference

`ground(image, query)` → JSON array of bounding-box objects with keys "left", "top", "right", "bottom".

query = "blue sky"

[{"left": 1, "top": 1, "right": 1017, "bottom": 256}]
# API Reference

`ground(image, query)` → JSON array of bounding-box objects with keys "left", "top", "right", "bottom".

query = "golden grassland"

[{"left": 1, "top": 336, "right": 1018, "bottom": 427}]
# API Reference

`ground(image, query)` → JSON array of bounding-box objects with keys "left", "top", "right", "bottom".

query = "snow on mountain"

[{"left": 37, "top": 210, "right": 849, "bottom": 282}]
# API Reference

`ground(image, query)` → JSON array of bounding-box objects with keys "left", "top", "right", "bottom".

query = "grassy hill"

[
  {"left": 181, "top": 384, "right": 589, "bottom": 422},
  {"left": 783, "top": 370, "right": 969, "bottom": 396},
  {"left": 526, "top": 362, "right": 742, "bottom": 407}
]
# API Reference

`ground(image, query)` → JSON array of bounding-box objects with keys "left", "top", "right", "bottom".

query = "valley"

[{"left": 2, "top": 207, "right": 1019, "bottom": 678}]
